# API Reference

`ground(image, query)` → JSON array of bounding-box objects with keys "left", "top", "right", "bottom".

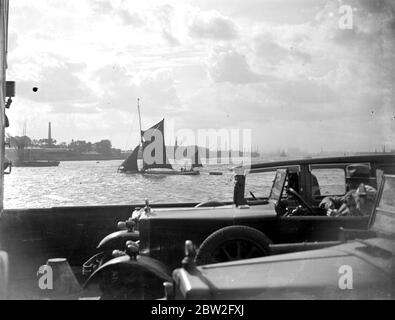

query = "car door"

[
  {"left": 276, "top": 214, "right": 369, "bottom": 242},
  {"left": 274, "top": 163, "right": 371, "bottom": 242}
]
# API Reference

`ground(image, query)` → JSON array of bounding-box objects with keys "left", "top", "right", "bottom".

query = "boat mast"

[{"left": 137, "top": 98, "right": 143, "bottom": 145}]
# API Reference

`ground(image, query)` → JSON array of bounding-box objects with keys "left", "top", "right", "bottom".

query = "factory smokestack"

[{"left": 48, "top": 122, "right": 52, "bottom": 146}]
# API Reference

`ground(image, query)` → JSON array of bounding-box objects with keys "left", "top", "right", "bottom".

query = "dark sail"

[
  {"left": 141, "top": 119, "right": 173, "bottom": 170},
  {"left": 119, "top": 145, "right": 140, "bottom": 172},
  {"left": 192, "top": 147, "right": 203, "bottom": 168}
]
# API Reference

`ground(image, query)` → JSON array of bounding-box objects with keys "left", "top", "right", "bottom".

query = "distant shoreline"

[{"left": 5, "top": 148, "right": 127, "bottom": 162}]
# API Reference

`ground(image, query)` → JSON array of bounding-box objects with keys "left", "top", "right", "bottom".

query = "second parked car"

[
  {"left": 169, "top": 174, "right": 395, "bottom": 300},
  {"left": 79, "top": 154, "right": 394, "bottom": 299}
]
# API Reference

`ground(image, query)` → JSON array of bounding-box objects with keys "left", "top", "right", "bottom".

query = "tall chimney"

[{"left": 48, "top": 122, "right": 52, "bottom": 145}]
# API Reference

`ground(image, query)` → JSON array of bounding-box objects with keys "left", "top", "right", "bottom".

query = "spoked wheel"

[
  {"left": 210, "top": 239, "right": 267, "bottom": 263},
  {"left": 196, "top": 226, "right": 271, "bottom": 265}
]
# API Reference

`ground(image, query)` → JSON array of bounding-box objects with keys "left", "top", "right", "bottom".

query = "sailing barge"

[{"left": 118, "top": 100, "right": 202, "bottom": 175}]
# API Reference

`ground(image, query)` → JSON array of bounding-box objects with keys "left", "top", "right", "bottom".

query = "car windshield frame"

[
  {"left": 369, "top": 175, "right": 395, "bottom": 237},
  {"left": 268, "top": 169, "right": 287, "bottom": 203}
]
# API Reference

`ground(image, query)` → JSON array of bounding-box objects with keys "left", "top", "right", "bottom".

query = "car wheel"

[{"left": 195, "top": 226, "right": 271, "bottom": 265}]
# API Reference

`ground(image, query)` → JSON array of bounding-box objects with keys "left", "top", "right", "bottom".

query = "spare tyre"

[{"left": 195, "top": 225, "right": 271, "bottom": 265}]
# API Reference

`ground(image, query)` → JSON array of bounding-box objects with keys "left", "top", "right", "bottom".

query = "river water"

[
  {"left": 4, "top": 159, "right": 344, "bottom": 209},
  {"left": 4, "top": 160, "right": 243, "bottom": 208}
]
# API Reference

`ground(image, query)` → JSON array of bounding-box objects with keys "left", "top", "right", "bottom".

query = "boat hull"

[
  {"left": 13, "top": 161, "right": 60, "bottom": 167},
  {"left": 118, "top": 168, "right": 200, "bottom": 175},
  {"left": 143, "top": 170, "right": 200, "bottom": 175}
]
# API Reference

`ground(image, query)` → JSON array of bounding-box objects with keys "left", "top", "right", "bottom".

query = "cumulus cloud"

[
  {"left": 254, "top": 33, "right": 289, "bottom": 64},
  {"left": 207, "top": 49, "right": 263, "bottom": 84},
  {"left": 17, "top": 62, "right": 96, "bottom": 108},
  {"left": 315, "top": 0, "right": 395, "bottom": 42},
  {"left": 162, "top": 30, "right": 181, "bottom": 46},
  {"left": 252, "top": 31, "right": 313, "bottom": 67},
  {"left": 312, "top": 1, "right": 395, "bottom": 105},
  {"left": 193, "top": 0, "right": 326, "bottom": 24},
  {"left": 149, "top": 4, "right": 183, "bottom": 46},
  {"left": 116, "top": 9, "right": 145, "bottom": 27},
  {"left": 49, "top": 102, "right": 100, "bottom": 114},
  {"left": 272, "top": 79, "right": 337, "bottom": 104},
  {"left": 91, "top": 0, "right": 113, "bottom": 15},
  {"left": 91, "top": 0, "right": 145, "bottom": 27},
  {"left": 93, "top": 66, "right": 181, "bottom": 116},
  {"left": 188, "top": 10, "right": 238, "bottom": 40}
]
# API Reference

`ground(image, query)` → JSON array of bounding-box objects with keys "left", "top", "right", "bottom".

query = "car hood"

[
  {"left": 174, "top": 238, "right": 395, "bottom": 300},
  {"left": 140, "top": 204, "right": 276, "bottom": 221}
]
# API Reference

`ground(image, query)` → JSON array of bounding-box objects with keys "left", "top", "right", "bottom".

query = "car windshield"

[
  {"left": 244, "top": 171, "right": 277, "bottom": 199},
  {"left": 269, "top": 170, "right": 287, "bottom": 202},
  {"left": 371, "top": 176, "right": 395, "bottom": 236}
]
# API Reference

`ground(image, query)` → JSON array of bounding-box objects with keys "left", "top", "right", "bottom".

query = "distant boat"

[
  {"left": 191, "top": 147, "right": 203, "bottom": 169},
  {"left": 279, "top": 150, "right": 287, "bottom": 157},
  {"left": 13, "top": 160, "right": 60, "bottom": 167},
  {"left": 7, "top": 126, "right": 61, "bottom": 168},
  {"left": 118, "top": 99, "right": 201, "bottom": 175},
  {"left": 11, "top": 147, "right": 60, "bottom": 168},
  {"left": 4, "top": 157, "right": 11, "bottom": 173}
]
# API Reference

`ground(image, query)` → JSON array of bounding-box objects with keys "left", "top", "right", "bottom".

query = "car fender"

[
  {"left": 97, "top": 230, "right": 140, "bottom": 252},
  {"left": 84, "top": 254, "right": 172, "bottom": 289}
]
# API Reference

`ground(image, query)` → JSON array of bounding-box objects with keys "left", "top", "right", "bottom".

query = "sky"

[{"left": 5, "top": 0, "right": 395, "bottom": 152}]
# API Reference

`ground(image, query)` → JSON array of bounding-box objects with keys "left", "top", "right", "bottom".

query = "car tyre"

[{"left": 195, "top": 226, "right": 271, "bottom": 265}]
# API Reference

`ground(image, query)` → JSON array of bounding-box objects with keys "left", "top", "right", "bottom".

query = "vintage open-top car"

[
  {"left": 169, "top": 174, "right": 395, "bottom": 300},
  {"left": 80, "top": 155, "right": 395, "bottom": 299}
]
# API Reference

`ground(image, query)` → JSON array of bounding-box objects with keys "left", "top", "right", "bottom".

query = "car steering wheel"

[{"left": 287, "top": 188, "right": 314, "bottom": 214}]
